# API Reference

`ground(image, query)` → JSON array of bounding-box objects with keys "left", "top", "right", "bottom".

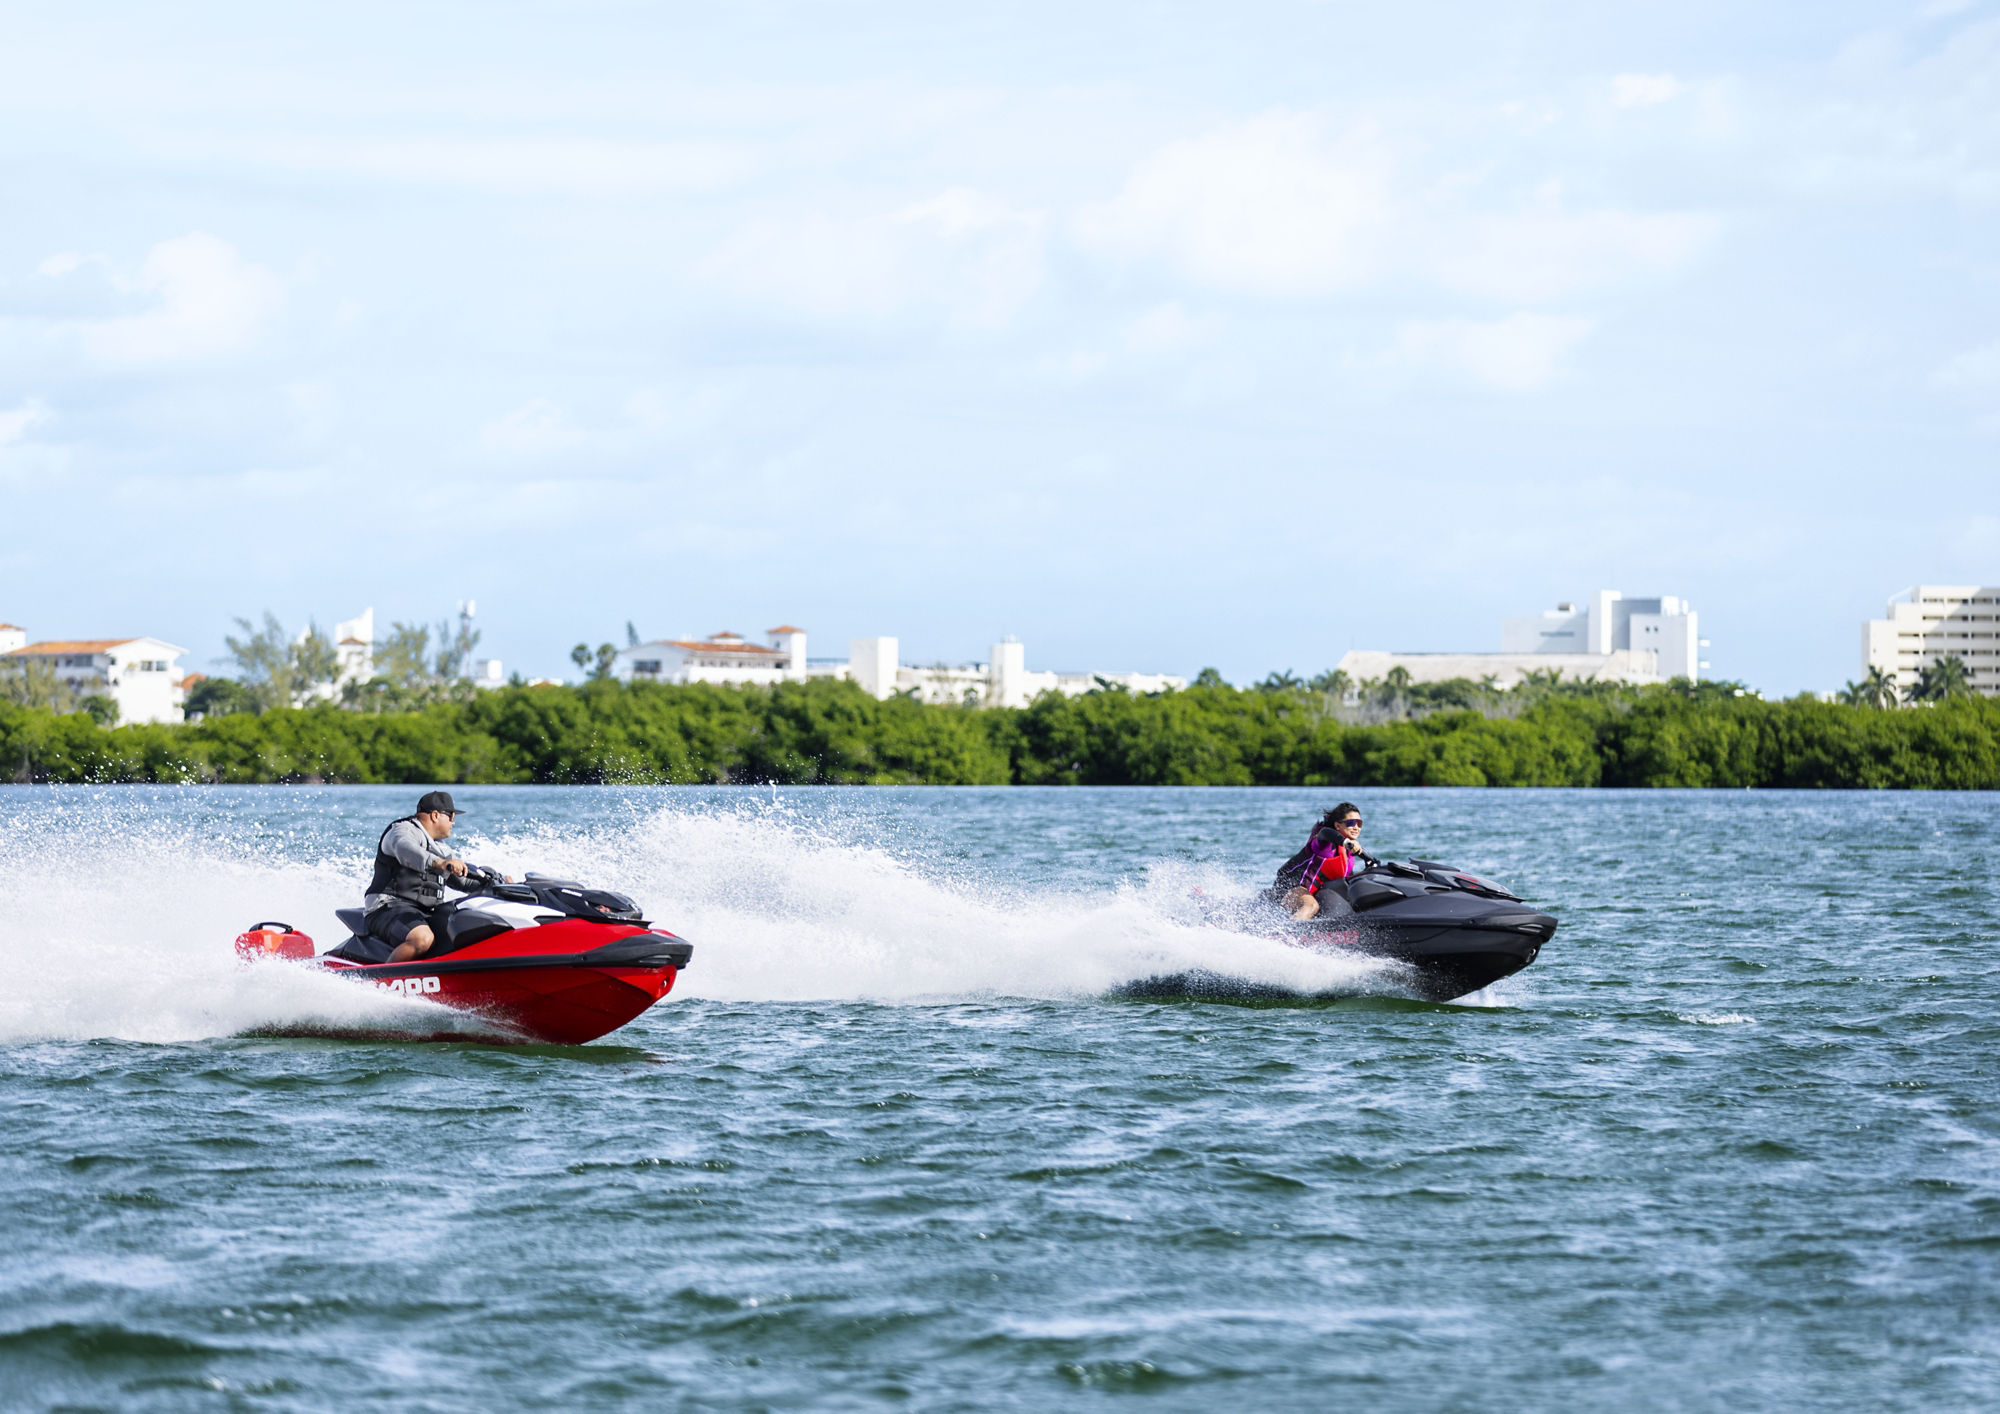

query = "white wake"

[{"left": 0, "top": 796, "right": 1402, "bottom": 1044}]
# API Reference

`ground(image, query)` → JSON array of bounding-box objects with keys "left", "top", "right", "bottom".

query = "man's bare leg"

[{"left": 389, "top": 924, "right": 435, "bottom": 965}]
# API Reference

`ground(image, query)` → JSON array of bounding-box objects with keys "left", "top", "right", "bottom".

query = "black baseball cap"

[{"left": 417, "top": 790, "right": 463, "bottom": 816}]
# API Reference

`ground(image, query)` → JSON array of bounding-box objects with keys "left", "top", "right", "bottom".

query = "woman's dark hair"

[{"left": 1322, "top": 802, "right": 1361, "bottom": 826}]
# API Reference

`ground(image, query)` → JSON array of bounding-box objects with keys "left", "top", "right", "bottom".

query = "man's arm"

[{"left": 384, "top": 821, "right": 464, "bottom": 875}]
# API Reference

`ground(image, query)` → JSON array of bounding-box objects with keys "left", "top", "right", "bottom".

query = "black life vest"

[{"left": 366, "top": 816, "right": 444, "bottom": 908}]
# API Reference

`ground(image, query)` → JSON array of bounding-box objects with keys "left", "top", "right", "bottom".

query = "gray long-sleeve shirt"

[{"left": 364, "top": 818, "right": 460, "bottom": 911}]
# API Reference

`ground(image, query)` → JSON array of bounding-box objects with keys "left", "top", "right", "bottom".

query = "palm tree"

[
  {"left": 1841, "top": 666, "right": 1899, "bottom": 709},
  {"left": 1912, "top": 655, "right": 1973, "bottom": 702},
  {"left": 1308, "top": 668, "right": 1353, "bottom": 701}
]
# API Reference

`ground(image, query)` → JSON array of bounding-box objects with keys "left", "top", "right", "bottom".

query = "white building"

[
  {"left": 615, "top": 624, "right": 1185, "bottom": 704},
  {"left": 1337, "top": 590, "right": 1707, "bottom": 690},
  {"left": 334, "top": 607, "right": 374, "bottom": 689},
  {"left": 618, "top": 627, "right": 810, "bottom": 686},
  {"left": 1862, "top": 586, "right": 2000, "bottom": 697},
  {"left": 851, "top": 636, "right": 1186, "bottom": 706},
  {"left": 1, "top": 631, "right": 190, "bottom": 724}
]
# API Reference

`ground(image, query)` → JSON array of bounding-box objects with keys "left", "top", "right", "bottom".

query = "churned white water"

[{"left": 0, "top": 788, "right": 1399, "bottom": 1044}]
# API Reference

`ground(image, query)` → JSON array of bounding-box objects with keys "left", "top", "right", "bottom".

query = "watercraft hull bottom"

[
  {"left": 320, "top": 957, "right": 681, "bottom": 1045},
  {"left": 1120, "top": 914, "right": 1555, "bottom": 1006},
  {"left": 235, "top": 918, "right": 693, "bottom": 1045}
]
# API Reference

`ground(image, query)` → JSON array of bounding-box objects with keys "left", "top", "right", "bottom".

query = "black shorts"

[{"left": 366, "top": 902, "right": 435, "bottom": 946}]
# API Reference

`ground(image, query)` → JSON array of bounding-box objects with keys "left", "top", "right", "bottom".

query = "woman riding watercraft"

[
  {"left": 1127, "top": 810, "right": 1559, "bottom": 1004},
  {"left": 1274, "top": 802, "right": 1374, "bottom": 920}
]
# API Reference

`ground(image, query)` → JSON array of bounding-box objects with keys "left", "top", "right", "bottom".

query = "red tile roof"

[
  {"left": 767, "top": 624, "right": 807, "bottom": 634},
  {"left": 9, "top": 639, "right": 133, "bottom": 655},
  {"left": 661, "top": 638, "right": 783, "bottom": 656}
]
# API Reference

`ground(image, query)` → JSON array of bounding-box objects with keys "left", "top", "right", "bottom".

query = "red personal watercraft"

[{"left": 234, "top": 869, "right": 693, "bottom": 1045}]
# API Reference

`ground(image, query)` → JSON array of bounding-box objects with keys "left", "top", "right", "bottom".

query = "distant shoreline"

[{"left": 5, "top": 677, "right": 1996, "bottom": 789}]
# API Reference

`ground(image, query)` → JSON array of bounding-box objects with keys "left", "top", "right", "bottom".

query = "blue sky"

[{"left": 1, "top": 1, "right": 1996, "bottom": 692}]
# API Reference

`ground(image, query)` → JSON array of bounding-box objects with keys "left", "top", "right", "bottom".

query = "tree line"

[{"left": 3, "top": 674, "right": 1996, "bottom": 788}]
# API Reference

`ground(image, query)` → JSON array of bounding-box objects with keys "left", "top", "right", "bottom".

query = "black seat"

[{"left": 335, "top": 907, "right": 369, "bottom": 936}]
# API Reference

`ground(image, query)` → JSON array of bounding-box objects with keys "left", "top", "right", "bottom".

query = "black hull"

[
  {"left": 1123, "top": 890, "right": 1558, "bottom": 1005},
  {"left": 1320, "top": 913, "right": 1553, "bottom": 1001}
]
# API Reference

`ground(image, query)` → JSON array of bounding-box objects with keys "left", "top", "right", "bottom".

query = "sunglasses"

[{"left": 1336, "top": 817, "right": 1363, "bottom": 828}]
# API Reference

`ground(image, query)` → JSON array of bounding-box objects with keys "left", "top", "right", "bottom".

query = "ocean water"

[{"left": 0, "top": 785, "right": 1995, "bottom": 1411}]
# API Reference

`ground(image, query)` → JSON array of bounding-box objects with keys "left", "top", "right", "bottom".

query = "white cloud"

[
  {"left": 1789, "top": 17, "right": 2000, "bottom": 205},
  {"left": 1124, "top": 301, "right": 1200, "bottom": 355},
  {"left": 199, "top": 134, "right": 755, "bottom": 197},
  {"left": 1936, "top": 338, "right": 2000, "bottom": 393},
  {"left": 1427, "top": 186, "right": 1718, "bottom": 302},
  {"left": 283, "top": 380, "right": 338, "bottom": 441},
  {"left": 70, "top": 233, "right": 284, "bottom": 364},
  {"left": 36, "top": 252, "right": 86, "bottom": 277},
  {"left": 624, "top": 383, "right": 733, "bottom": 439},
  {"left": 1392, "top": 313, "right": 1596, "bottom": 391},
  {"left": 707, "top": 186, "right": 1045, "bottom": 328},
  {"left": 1034, "top": 347, "right": 1110, "bottom": 383},
  {"left": 1612, "top": 73, "right": 1684, "bottom": 108},
  {"left": 1078, "top": 115, "right": 1715, "bottom": 304},
  {"left": 0, "top": 398, "right": 51, "bottom": 444},
  {"left": 1076, "top": 113, "right": 1392, "bottom": 297},
  {"left": 479, "top": 398, "right": 575, "bottom": 458}
]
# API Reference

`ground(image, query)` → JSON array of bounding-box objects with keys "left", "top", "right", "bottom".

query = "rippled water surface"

[{"left": 1, "top": 785, "right": 1996, "bottom": 1411}]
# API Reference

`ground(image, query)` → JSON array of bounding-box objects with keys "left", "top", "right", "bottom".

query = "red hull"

[
  {"left": 239, "top": 919, "right": 691, "bottom": 1045},
  {"left": 322, "top": 956, "right": 679, "bottom": 1046}
]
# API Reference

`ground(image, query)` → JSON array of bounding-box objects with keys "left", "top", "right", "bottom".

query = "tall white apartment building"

[
  {"left": 1862, "top": 586, "right": 2000, "bottom": 697},
  {"left": 1337, "top": 590, "right": 1706, "bottom": 689}
]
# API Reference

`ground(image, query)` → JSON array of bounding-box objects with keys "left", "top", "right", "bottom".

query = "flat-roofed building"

[
  {"left": 1337, "top": 590, "right": 1707, "bottom": 690},
  {"left": 1863, "top": 586, "right": 2000, "bottom": 697},
  {"left": 2, "top": 633, "right": 190, "bottom": 723},
  {"left": 612, "top": 622, "right": 1185, "bottom": 703},
  {"left": 850, "top": 635, "right": 1185, "bottom": 706}
]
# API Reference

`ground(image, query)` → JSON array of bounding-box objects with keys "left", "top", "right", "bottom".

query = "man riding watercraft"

[
  {"left": 1274, "top": 803, "right": 1376, "bottom": 920},
  {"left": 365, "top": 791, "right": 511, "bottom": 963},
  {"left": 233, "top": 799, "right": 692, "bottom": 1043}
]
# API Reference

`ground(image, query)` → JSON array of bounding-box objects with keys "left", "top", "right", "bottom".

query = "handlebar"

[{"left": 445, "top": 862, "right": 504, "bottom": 892}]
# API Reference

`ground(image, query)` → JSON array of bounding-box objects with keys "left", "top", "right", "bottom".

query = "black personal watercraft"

[{"left": 1129, "top": 859, "right": 1558, "bottom": 1005}]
